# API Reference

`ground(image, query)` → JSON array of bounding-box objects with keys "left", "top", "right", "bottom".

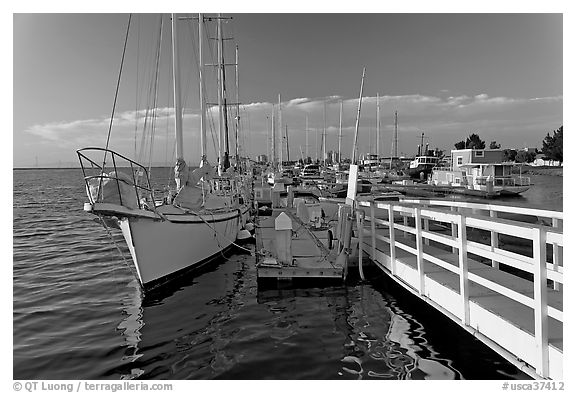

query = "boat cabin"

[{"left": 431, "top": 149, "right": 530, "bottom": 194}]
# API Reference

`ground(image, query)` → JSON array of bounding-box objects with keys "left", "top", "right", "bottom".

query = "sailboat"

[{"left": 77, "top": 14, "right": 252, "bottom": 290}]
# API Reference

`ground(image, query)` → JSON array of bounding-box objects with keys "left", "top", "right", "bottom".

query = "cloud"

[{"left": 18, "top": 92, "right": 562, "bottom": 165}]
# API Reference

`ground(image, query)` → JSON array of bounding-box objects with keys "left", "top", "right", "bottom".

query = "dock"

[
  {"left": 253, "top": 165, "right": 563, "bottom": 379},
  {"left": 352, "top": 196, "right": 563, "bottom": 379},
  {"left": 254, "top": 184, "right": 355, "bottom": 281}
]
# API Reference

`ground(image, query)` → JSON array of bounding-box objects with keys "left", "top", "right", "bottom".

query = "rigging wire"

[
  {"left": 104, "top": 13, "right": 132, "bottom": 169},
  {"left": 137, "top": 16, "right": 163, "bottom": 167},
  {"left": 134, "top": 15, "right": 140, "bottom": 159},
  {"left": 184, "top": 13, "right": 203, "bottom": 164},
  {"left": 164, "top": 53, "right": 173, "bottom": 173},
  {"left": 204, "top": 18, "right": 220, "bottom": 160},
  {"left": 147, "top": 16, "right": 164, "bottom": 176}
]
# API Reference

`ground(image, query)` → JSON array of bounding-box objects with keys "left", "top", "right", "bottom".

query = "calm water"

[{"left": 13, "top": 169, "right": 561, "bottom": 380}]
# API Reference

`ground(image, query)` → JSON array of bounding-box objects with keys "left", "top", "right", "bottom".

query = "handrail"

[
  {"left": 398, "top": 198, "right": 563, "bottom": 220},
  {"left": 77, "top": 147, "right": 157, "bottom": 211},
  {"left": 353, "top": 199, "right": 563, "bottom": 378}
]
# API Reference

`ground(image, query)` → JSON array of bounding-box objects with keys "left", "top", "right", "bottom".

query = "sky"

[{"left": 12, "top": 9, "right": 563, "bottom": 167}]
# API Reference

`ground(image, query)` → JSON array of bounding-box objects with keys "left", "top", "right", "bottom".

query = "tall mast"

[
  {"left": 216, "top": 14, "right": 224, "bottom": 172},
  {"left": 322, "top": 102, "right": 327, "bottom": 164},
  {"left": 235, "top": 44, "right": 240, "bottom": 168},
  {"left": 171, "top": 13, "right": 184, "bottom": 161},
  {"left": 315, "top": 127, "right": 318, "bottom": 162},
  {"left": 198, "top": 13, "right": 207, "bottom": 163},
  {"left": 338, "top": 100, "right": 343, "bottom": 164},
  {"left": 305, "top": 116, "right": 309, "bottom": 160},
  {"left": 393, "top": 110, "right": 398, "bottom": 157},
  {"left": 285, "top": 124, "right": 290, "bottom": 162},
  {"left": 267, "top": 115, "right": 271, "bottom": 161},
  {"left": 271, "top": 106, "right": 276, "bottom": 169},
  {"left": 278, "top": 94, "right": 282, "bottom": 168},
  {"left": 221, "top": 17, "right": 230, "bottom": 169},
  {"left": 420, "top": 132, "right": 425, "bottom": 155},
  {"left": 376, "top": 93, "right": 380, "bottom": 158},
  {"left": 351, "top": 67, "right": 366, "bottom": 164},
  {"left": 390, "top": 110, "right": 398, "bottom": 169}
]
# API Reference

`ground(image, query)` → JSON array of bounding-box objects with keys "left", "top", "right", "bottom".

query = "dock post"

[
  {"left": 451, "top": 206, "right": 458, "bottom": 254},
  {"left": 415, "top": 207, "right": 425, "bottom": 295},
  {"left": 336, "top": 205, "right": 353, "bottom": 280},
  {"left": 403, "top": 214, "right": 408, "bottom": 238},
  {"left": 552, "top": 218, "right": 562, "bottom": 291},
  {"left": 490, "top": 210, "right": 499, "bottom": 269},
  {"left": 388, "top": 204, "right": 397, "bottom": 276},
  {"left": 370, "top": 202, "right": 376, "bottom": 260},
  {"left": 423, "top": 215, "right": 430, "bottom": 246},
  {"left": 272, "top": 183, "right": 284, "bottom": 208},
  {"left": 337, "top": 204, "right": 347, "bottom": 253},
  {"left": 287, "top": 186, "right": 294, "bottom": 208},
  {"left": 275, "top": 212, "right": 293, "bottom": 265},
  {"left": 457, "top": 213, "right": 470, "bottom": 326},
  {"left": 533, "top": 226, "right": 549, "bottom": 378},
  {"left": 357, "top": 210, "right": 365, "bottom": 280}
]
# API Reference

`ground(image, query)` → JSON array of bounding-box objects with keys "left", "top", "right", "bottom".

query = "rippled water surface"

[{"left": 14, "top": 168, "right": 560, "bottom": 379}]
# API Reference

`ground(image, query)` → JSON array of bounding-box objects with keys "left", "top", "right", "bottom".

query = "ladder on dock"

[{"left": 353, "top": 198, "right": 563, "bottom": 379}]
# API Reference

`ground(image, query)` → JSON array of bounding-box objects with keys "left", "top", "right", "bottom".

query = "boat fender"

[
  {"left": 237, "top": 229, "right": 252, "bottom": 241},
  {"left": 327, "top": 229, "right": 334, "bottom": 249}
]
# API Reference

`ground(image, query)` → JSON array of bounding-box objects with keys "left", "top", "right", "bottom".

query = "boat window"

[
  {"left": 457, "top": 156, "right": 463, "bottom": 166},
  {"left": 475, "top": 150, "right": 485, "bottom": 157}
]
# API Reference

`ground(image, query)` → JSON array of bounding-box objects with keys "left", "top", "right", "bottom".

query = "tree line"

[{"left": 453, "top": 126, "right": 563, "bottom": 163}]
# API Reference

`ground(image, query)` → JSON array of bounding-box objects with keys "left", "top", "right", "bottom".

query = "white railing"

[{"left": 356, "top": 199, "right": 562, "bottom": 378}]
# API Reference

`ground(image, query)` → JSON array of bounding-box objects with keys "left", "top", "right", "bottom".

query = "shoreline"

[{"left": 513, "top": 165, "right": 563, "bottom": 177}]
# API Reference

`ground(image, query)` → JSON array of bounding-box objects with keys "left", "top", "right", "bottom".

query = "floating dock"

[{"left": 254, "top": 183, "right": 355, "bottom": 281}]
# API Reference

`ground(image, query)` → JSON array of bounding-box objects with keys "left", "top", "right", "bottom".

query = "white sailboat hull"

[{"left": 91, "top": 203, "right": 250, "bottom": 289}]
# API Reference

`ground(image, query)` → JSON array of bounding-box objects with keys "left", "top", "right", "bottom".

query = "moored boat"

[
  {"left": 78, "top": 14, "right": 252, "bottom": 290},
  {"left": 430, "top": 148, "right": 531, "bottom": 196}
]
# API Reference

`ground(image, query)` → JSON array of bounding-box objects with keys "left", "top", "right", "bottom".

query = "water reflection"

[
  {"left": 110, "top": 247, "right": 513, "bottom": 380},
  {"left": 117, "top": 279, "right": 145, "bottom": 379}
]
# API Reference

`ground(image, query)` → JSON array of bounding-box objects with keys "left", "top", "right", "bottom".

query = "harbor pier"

[{"left": 353, "top": 197, "right": 563, "bottom": 379}]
